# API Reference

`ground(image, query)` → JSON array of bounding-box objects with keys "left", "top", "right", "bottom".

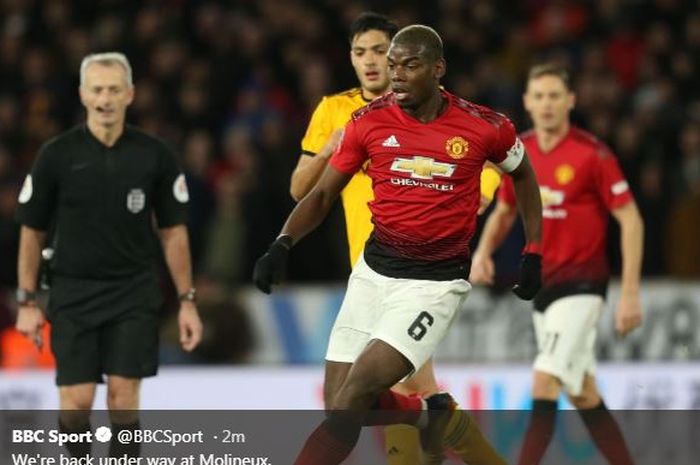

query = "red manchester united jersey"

[
  {"left": 499, "top": 127, "right": 633, "bottom": 288},
  {"left": 330, "top": 90, "right": 524, "bottom": 264}
]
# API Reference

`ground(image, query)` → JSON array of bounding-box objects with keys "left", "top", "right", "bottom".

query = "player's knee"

[
  {"left": 59, "top": 385, "right": 95, "bottom": 411},
  {"left": 107, "top": 389, "right": 139, "bottom": 410},
  {"left": 532, "top": 371, "right": 561, "bottom": 400},
  {"left": 107, "top": 380, "right": 140, "bottom": 411},
  {"left": 331, "top": 377, "right": 385, "bottom": 410}
]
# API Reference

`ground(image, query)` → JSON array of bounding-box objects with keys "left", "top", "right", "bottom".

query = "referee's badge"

[
  {"left": 18, "top": 175, "right": 33, "bottom": 204},
  {"left": 173, "top": 174, "right": 189, "bottom": 203},
  {"left": 126, "top": 188, "right": 146, "bottom": 213}
]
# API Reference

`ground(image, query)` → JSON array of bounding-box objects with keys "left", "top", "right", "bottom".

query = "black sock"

[
  {"left": 293, "top": 412, "right": 363, "bottom": 465},
  {"left": 578, "top": 401, "right": 634, "bottom": 465},
  {"left": 518, "top": 399, "right": 558, "bottom": 465},
  {"left": 58, "top": 420, "right": 92, "bottom": 458},
  {"left": 109, "top": 421, "right": 141, "bottom": 458}
]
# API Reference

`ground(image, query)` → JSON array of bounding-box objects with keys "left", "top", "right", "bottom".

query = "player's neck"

[
  {"left": 86, "top": 119, "right": 125, "bottom": 147},
  {"left": 404, "top": 90, "right": 446, "bottom": 123},
  {"left": 535, "top": 121, "right": 570, "bottom": 152}
]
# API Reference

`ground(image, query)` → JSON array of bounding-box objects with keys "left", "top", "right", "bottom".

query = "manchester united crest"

[
  {"left": 445, "top": 136, "right": 469, "bottom": 159},
  {"left": 555, "top": 164, "right": 575, "bottom": 185}
]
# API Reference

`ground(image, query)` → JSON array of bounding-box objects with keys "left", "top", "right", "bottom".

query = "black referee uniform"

[{"left": 15, "top": 124, "right": 188, "bottom": 385}]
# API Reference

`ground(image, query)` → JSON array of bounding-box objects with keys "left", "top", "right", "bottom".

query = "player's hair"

[
  {"left": 391, "top": 25, "right": 444, "bottom": 62},
  {"left": 79, "top": 52, "right": 133, "bottom": 88},
  {"left": 348, "top": 12, "right": 399, "bottom": 43},
  {"left": 527, "top": 63, "right": 572, "bottom": 90}
]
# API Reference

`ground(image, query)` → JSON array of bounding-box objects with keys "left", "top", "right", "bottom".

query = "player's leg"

[
  {"left": 294, "top": 339, "right": 421, "bottom": 465},
  {"left": 51, "top": 308, "right": 100, "bottom": 458},
  {"left": 371, "top": 276, "right": 471, "bottom": 464},
  {"left": 59, "top": 383, "right": 98, "bottom": 412},
  {"left": 518, "top": 295, "right": 601, "bottom": 465},
  {"left": 384, "top": 360, "right": 438, "bottom": 465},
  {"left": 58, "top": 383, "right": 98, "bottom": 457},
  {"left": 569, "top": 379, "right": 635, "bottom": 462},
  {"left": 518, "top": 370, "right": 562, "bottom": 465},
  {"left": 106, "top": 375, "right": 141, "bottom": 410},
  {"left": 102, "top": 308, "right": 157, "bottom": 457},
  {"left": 389, "top": 359, "right": 507, "bottom": 465},
  {"left": 324, "top": 361, "right": 352, "bottom": 409}
]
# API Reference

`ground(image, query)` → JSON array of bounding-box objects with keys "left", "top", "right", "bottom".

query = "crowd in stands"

[{"left": 1, "top": 0, "right": 699, "bottom": 364}]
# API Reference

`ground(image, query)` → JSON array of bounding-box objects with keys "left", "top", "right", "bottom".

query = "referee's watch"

[
  {"left": 16, "top": 288, "right": 38, "bottom": 306},
  {"left": 178, "top": 288, "right": 197, "bottom": 303}
]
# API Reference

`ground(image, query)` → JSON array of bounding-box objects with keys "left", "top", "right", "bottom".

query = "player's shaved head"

[{"left": 391, "top": 25, "right": 443, "bottom": 62}]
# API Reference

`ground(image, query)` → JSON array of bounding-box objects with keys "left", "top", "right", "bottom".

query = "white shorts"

[
  {"left": 532, "top": 294, "right": 604, "bottom": 396},
  {"left": 326, "top": 255, "right": 471, "bottom": 377}
]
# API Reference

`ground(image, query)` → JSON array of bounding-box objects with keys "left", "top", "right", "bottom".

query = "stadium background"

[{"left": 0, "top": 0, "right": 699, "bottom": 423}]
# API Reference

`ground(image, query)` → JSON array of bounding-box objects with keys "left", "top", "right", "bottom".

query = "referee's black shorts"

[{"left": 47, "top": 272, "right": 162, "bottom": 386}]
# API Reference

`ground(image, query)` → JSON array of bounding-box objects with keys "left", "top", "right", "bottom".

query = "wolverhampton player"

[{"left": 290, "top": 13, "right": 504, "bottom": 465}]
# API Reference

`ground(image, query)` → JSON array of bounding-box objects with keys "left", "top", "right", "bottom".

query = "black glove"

[
  {"left": 512, "top": 253, "right": 541, "bottom": 300},
  {"left": 253, "top": 235, "right": 293, "bottom": 294}
]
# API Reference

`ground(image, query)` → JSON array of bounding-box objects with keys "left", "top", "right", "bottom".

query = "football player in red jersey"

[
  {"left": 471, "top": 63, "right": 643, "bottom": 465},
  {"left": 254, "top": 25, "right": 543, "bottom": 465}
]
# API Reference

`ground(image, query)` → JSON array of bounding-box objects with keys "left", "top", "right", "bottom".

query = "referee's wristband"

[{"left": 178, "top": 288, "right": 197, "bottom": 303}]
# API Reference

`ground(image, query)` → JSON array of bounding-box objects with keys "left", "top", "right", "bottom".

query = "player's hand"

[
  {"left": 512, "top": 253, "right": 541, "bottom": 300},
  {"left": 319, "top": 129, "right": 344, "bottom": 160},
  {"left": 470, "top": 251, "right": 495, "bottom": 284},
  {"left": 16, "top": 304, "right": 46, "bottom": 350},
  {"left": 615, "top": 291, "right": 642, "bottom": 337},
  {"left": 477, "top": 195, "right": 493, "bottom": 215},
  {"left": 178, "top": 301, "right": 203, "bottom": 352},
  {"left": 253, "top": 235, "right": 293, "bottom": 294}
]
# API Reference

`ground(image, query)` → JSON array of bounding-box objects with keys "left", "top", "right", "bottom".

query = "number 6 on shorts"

[{"left": 407, "top": 311, "right": 434, "bottom": 341}]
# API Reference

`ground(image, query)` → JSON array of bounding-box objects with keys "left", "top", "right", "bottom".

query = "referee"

[{"left": 14, "top": 52, "right": 202, "bottom": 456}]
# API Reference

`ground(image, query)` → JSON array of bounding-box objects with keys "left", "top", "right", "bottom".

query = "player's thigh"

[
  {"left": 101, "top": 308, "right": 159, "bottom": 380},
  {"left": 372, "top": 277, "right": 471, "bottom": 376},
  {"left": 533, "top": 295, "right": 603, "bottom": 393},
  {"left": 50, "top": 313, "right": 102, "bottom": 386},
  {"left": 326, "top": 256, "right": 385, "bottom": 364},
  {"left": 393, "top": 358, "right": 439, "bottom": 397},
  {"left": 333, "top": 339, "right": 415, "bottom": 410}
]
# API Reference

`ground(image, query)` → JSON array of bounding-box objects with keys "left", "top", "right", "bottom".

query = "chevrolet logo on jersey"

[
  {"left": 540, "top": 186, "right": 565, "bottom": 207},
  {"left": 390, "top": 156, "right": 456, "bottom": 180}
]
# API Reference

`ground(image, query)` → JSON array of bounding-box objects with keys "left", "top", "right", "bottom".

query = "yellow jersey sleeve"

[
  {"left": 480, "top": 166, "right": 502, "bottom": 200},
  {"left": 301, "top": 97, "right": 335, "bottom": 156}
]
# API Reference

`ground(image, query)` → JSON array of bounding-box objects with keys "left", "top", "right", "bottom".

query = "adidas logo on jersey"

[{"left": 382, "top": 135, "right": 401, "bottom": 147}]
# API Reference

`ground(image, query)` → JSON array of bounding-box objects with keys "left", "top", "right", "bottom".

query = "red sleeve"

[
  {"left": 489, "top": 116, "right": 524, "bottom": 173},
  {"left": 594, "top": 146, "right": 634, "bottom": 210},
  {"left": 497, "top": 174, "right": 517, "bottom": 206},
  {"left": 329, "top": 119, "right": 368, "bottom": 175}
]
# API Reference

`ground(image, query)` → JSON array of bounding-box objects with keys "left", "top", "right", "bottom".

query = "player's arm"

[
  {"left": 255, "top": 118, "right": 365, "bottom": 293},
  {"left": 290, "top": 129, "right": 344, "bottom": 201},
  {"left": 284, "top": 165, "right": 353, "bottom": 241},
  {"left": 509, "top": 155, "right": 542, "bottom": 249},
  {"left": 508, "top": 155, "right": 543, "bottom": 299},
  {"left": 611, "top": 201, "right": 644, "bottom": 336},
  {"left": 155, "top": 146, "right": 202, "bottom": 352},
  {"left": 470, "top": 201, "right": 517, "bottom": 284},
  {"left": 14, "top": 144, "right": 57, "bottom": 349},
  {"left": 16, "top": 226, "right": 47, "bottom": 349},
  {"left": 255, "top": 165, "right": 353, "bottom": 293},
  {"left": 159, "top": 224, "right": 203, "bottom": 352}
]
